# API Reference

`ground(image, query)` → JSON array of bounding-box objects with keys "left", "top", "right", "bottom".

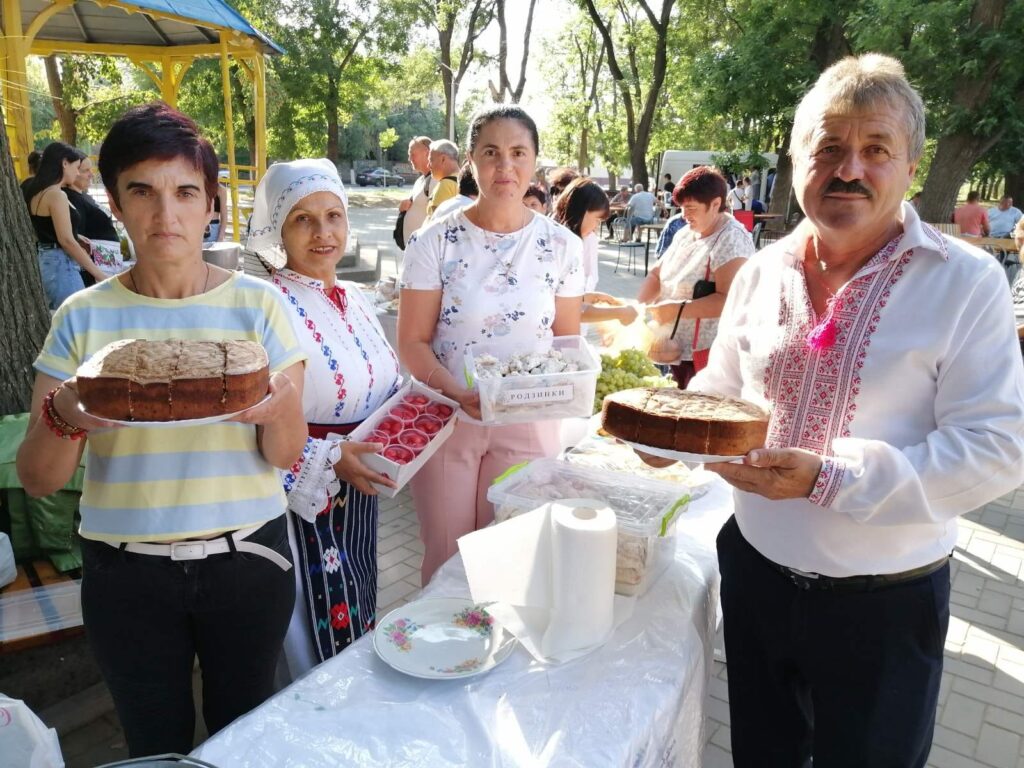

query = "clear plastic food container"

[
  {"left": 487, "top": 458, "right": 690, "bottom": 596},
  {"left": 464, "top": 335, "right": 600, "bottom": 425}
]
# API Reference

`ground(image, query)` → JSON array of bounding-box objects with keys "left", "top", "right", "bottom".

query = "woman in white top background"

[
  {"left": 399, "top": 104, "right": 584, "bottom": 584},
  {"left": 639, "top": 166, "right": 754, "bottom": 387},
  {"left": 553, "top": 176, "right": 638, "bottom": 326}
]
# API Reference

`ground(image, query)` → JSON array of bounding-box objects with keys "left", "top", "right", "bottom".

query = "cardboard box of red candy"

[{"left": 338, "top": 381, "right": 460, "bottom": 497}]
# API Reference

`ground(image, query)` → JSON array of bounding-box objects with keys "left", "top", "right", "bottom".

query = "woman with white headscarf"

[{"left": 248, "top": 159, "right": 401, "bottom": 679}]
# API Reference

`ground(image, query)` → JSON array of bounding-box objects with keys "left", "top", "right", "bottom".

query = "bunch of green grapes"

[{"left": 593, "top": 348, "right": 674, "bottom": 412}]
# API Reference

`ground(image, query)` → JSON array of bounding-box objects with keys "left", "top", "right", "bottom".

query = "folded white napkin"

[{"left": 459, "top": 499, "right": 633, "bottom": 663}]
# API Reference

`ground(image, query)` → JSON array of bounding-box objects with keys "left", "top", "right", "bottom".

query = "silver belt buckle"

[{"left": 170, "top": 541, "right": 208, "bottom": 561}]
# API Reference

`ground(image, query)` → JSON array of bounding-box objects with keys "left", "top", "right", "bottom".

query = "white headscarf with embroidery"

[{"left": 247, "top": 158, "right": 349, "bottom": 269}]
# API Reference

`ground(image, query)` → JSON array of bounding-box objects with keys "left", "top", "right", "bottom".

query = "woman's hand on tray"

[
  {"left": 705, "top": 447, "right": 821, "bottom": 500},
  {"left": 61, "top": 379, "right": 121, "bottom": 431},
  {"left": 335, "top": 441, "right": 398, "bottom": 496},
  {"left": 453, "top": 387, "right": 482, "bottom": 420},
  {"left": 232, "top": 370, "right": 300, "bottom": 426}
]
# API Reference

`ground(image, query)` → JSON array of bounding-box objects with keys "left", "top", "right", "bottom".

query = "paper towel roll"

[{"left": 541, "top": 499, "right": 617, "bottom": 658}]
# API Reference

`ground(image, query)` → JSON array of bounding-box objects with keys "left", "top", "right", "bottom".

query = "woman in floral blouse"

[
  {"left": 399, "top": 104, "right": 585, "bottom": 584},
  {"left": 248, "top": 159, "right": 401, "bottom": 679}
]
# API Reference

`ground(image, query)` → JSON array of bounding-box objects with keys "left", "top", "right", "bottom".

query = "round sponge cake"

[{"left": 601, "top": 388, "right": 769, "bottom": 456}]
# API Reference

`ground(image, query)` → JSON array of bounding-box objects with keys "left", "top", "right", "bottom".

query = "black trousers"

[
  {"left": 80, "top": 516, "right": 294, "bottom": 757},
  {"left": 717, "top": 515, "right": 949, "bottom": 768}
]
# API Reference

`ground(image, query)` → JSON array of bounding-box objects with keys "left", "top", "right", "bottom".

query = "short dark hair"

[
  {"left": 553, "top": 177, "right": 610, "bottom": 238},
  {"left": 664, "top": 173, "right": 671, "bottom": 180},
  {"left": 24, "top": 142, "right": 85, "bottom": 201},
  {"left": 98, "top": 102, "right": 218, "bottom": 206},
  {"left": 465, "top": 103, "right": 539, "bottom": 156},
  {"left": 548, "top": 167, "right": 580, "bottom": 199},
  {"left": 457, "top": 162, "right": 478, "bottom": 197},
  {"left": 523, "top": 182, "right": 547, "bottom": 207},
  {"left": 673, "top": 166, "right": 729, "bottom": 212},
  {"left": 966, "top": 190, "right": 980, "bottom": 203},
  {"left": 27, "top": 150, "right": 42, "bottom": 175}
]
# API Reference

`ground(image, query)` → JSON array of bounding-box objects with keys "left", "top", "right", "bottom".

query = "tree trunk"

[
  {"left": 44, "top": 56, "right": 77, "bottom": 146},
  {"left": 325, "top": 75, "right": 339, "bottom": 164},
  {"left": 920, "top": 131, "right": 1003, "bottom": 223},
  {"left": 578, "top": 125, "right": 588, "bottom": 172},
  {"left": 768, "top": 131, "right": 794, "bottom": 229},
  {"left": 1005, "top": 171, "right": 1024, "bottom": 208},
  {"left": 0, "top": 104, "right": 52, "bottom": 415}
]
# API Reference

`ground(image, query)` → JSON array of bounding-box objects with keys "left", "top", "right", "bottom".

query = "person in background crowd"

[
  {"left": 687, "top": 54, "right": 1024, "bottom": 768},
  {"left": 655, "top": 210, "right": 687, "bottom": 257},
  {"left": 17, "top": 102, "right": 307, "bottom": 757},
  {"left": 523, "top": 182, "right": 548, "bottom": 214},
  {"left": 607, "top": 184, "right": 632, "bottom": 238},
  {"left": 22, "top": 142, "right": 106, "bottom": 307},
  {"left": 637, "top": 166, "right": 752, "bottom": 388},
  {"left": 662, "top": 173, "right": 674, "bottom": 196},
  {"left": 64, "top": 155, "right": 119, "bottom": 242},
  {"left": 204, "top": 183, "right": 229, "bottom": 243},
  {"left": 766, "top": 167, "right": 777, "bottom": 205},
  {"left": 63, "top": 153, "right": 122, "bottom": 287},
  {"left": 425, "top": 139, "right": 460, "bottom": 218},
  {"left": 554, "top": 177, "right": 638, "bottom": 326},
  {"left": 624, "top": 183, "right": 657, "bottom": 240},
  {"left": 398, "top": 136, "right": 434, "bottom": 249},
  {"left": 398, "top": 104, "right": 583, "bottom": 585},
  {"left": 547, "top": 167, "right": 580, "bottom": 202},
  {"left": 742, "top": 176, "right": 754, "bottom": 207},
  {"left": 248, "top": 158, "right": 401, "bottom": 682},
  {"left": 749, "top": 168, "right": 762, "bottom": 201},
  {"left": 19, "top": 150, "right": 41, "bottom": 194},
  {"left": 953, "top": 190, "right": 989, "bottom": 236},
  {"left": 727, "top": 177, "right": 747, "bottom": 211},
  {"left": 432, "top": 161, "right": 479, "bottom": 219},
  {"left": 989, "top": 195, "right": 1022, "bottom": 239}
]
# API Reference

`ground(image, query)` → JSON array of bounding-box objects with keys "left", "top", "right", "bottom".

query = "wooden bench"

[
  {"left": 0, "top": 560, "right": 83, "bottom": 654},
  {"left": 928, "top": 222, "right": 962, "bottom": 236}
]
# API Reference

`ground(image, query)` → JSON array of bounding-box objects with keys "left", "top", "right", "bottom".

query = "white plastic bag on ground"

[
  {"left": 0, "top": 533, "right": 14, "bottom": 588},
  {"left": 0, "top": 695, "right": 64, "bottom": 768}
]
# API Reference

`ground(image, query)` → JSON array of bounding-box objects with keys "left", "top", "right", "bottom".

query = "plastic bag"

[
  {"left": 0, "top": 695, "right": 65, "bottom": 768},
  {"left": 0, "top": 533, "right": 14, "bottom": 587}
]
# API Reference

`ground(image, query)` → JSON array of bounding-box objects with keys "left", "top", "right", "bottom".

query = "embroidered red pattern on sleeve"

[{"left": 761, "top": 236, "right": 913, "bottom": 508}]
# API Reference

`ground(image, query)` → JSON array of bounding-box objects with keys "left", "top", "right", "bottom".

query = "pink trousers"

[{"left": 411, "top": 419, "right": 561, "bottom": 585}]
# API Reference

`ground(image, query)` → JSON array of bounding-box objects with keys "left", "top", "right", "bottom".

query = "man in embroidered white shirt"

[{"left": 690, "top": 54, "right": 1024, "bottom": 767}]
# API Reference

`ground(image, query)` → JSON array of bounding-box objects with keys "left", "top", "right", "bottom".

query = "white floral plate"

[
  {"left": 79, "top": 394, "right": 271, "bottom": 428},
  {"left": 373, "top": 598, "right": 515, "bottom": 680},
  {"left": 621, "top": 439, "right": 744, "bottom": 465}
]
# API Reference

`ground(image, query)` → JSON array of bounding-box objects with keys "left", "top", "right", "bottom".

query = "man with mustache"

[{"left": 686, "top": 54, "right": 1024, "bottom": 766}]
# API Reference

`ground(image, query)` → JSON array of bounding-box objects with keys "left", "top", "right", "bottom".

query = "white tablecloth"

[{"left": 192, "top": 478, "right": 735, "bottom": 768}]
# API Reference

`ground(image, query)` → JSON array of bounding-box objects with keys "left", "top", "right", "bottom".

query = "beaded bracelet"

[{"left": 41, "top": 388, "right": 87, "bottom": 440}]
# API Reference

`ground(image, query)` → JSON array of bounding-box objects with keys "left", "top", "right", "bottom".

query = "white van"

[{"left": 657, "top": 150, "right": 778, "bottom": 204}]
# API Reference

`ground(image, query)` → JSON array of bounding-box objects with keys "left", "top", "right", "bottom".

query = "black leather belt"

[{"left": 760, "top": 551, "right": 949, "bottom": 593}]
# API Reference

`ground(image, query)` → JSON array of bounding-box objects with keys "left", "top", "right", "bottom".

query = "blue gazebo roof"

[{"left": 16, "top": 0, "right": 283, "bottom": 54}]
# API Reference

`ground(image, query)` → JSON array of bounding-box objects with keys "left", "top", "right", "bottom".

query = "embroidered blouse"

[
  {"left": 655, "top": 215, "right": 753, "bottom": 360},
  {"left": 399, "top": 209, "right": 585, "bottom": 378},
  {"left": 692, "top": 203, "right": 1024, "bottom": 576},
  {"left": 274, "top": 268, "right": 401, "bottom": 520}
]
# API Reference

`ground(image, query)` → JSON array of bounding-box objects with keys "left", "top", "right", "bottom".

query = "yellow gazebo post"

[{"left": 0, "top": 0, "right": 278, "bottom": 241}]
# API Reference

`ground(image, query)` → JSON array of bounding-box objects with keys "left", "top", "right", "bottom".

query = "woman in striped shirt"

[{"left": 17, "top": 103, "right": 308, "bottom": 757}]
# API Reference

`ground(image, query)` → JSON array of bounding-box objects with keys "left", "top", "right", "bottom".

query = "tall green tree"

[
  {"left": 0, "top": 104, "right": 51, "bottom": 414},
  {"left": 577, "top": 0, "right": 678, "bottom": 189},
  {"left": 418, "top": 0, "right": 497, "bottom": 142}
]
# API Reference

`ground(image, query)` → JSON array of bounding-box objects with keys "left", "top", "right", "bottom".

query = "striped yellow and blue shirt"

[{"left": 35, "top": 274, "right": 307, "bottom": 543}]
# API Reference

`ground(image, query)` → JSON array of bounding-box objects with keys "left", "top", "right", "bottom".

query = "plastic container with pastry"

[
  {"left": 600, "top": 387, "right": 769, "bottom": 459},
  {"left": 76, "top": 339, "right": 269, "bottom": 422},
  {"left": 487, "top": 458, "right": 690, "bottom": 596}
]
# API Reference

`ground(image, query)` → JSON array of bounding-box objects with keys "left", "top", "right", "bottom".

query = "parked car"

[{"left": 356, "top": 167, "right": 406, "bottom": 187}]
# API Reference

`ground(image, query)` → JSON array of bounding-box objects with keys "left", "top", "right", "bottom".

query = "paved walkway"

[{"left": 59, "top": 215, "right": 1024, "bottom": 766}]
